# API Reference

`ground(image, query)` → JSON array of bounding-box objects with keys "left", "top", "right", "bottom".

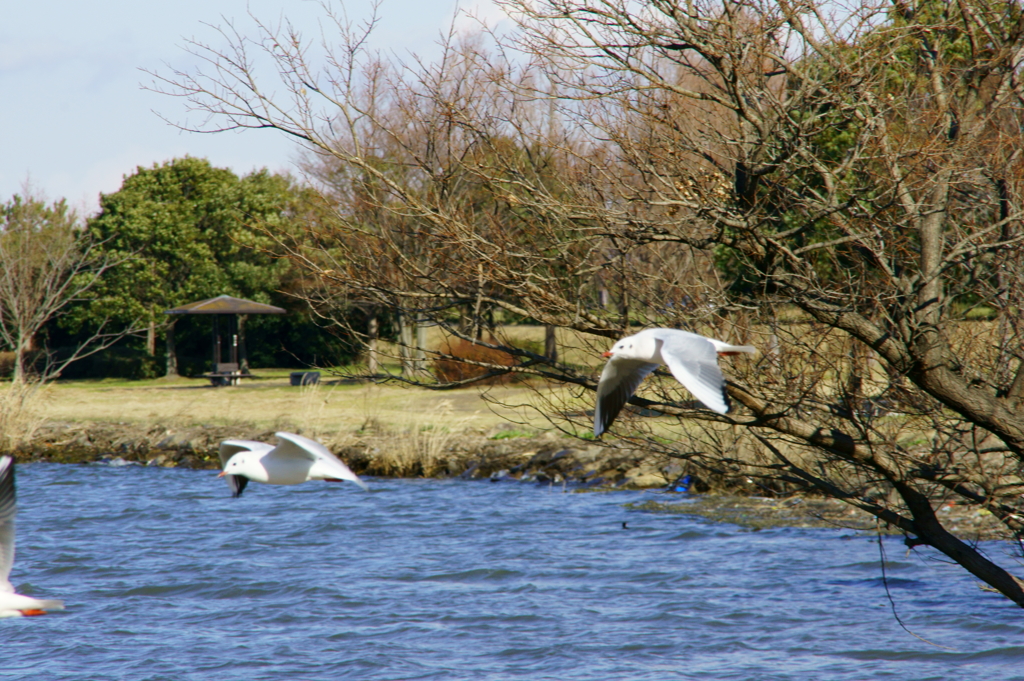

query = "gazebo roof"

[{"left": 164, "top": 295, "right": 286, "bottom": 315}]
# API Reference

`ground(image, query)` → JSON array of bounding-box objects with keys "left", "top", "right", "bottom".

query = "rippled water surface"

[{"left": 4, "top": 463, "right": 1024, "bottom": 680}]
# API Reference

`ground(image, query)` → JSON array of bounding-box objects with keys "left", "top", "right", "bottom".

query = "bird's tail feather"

[{"left": 715, "top": 344, "right": 757, "bottom": 355}]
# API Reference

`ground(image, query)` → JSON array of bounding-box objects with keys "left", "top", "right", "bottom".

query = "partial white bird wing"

[
  {"left": 0, "top": 456, "right": 16, "bottom": 592},
  {"left": 594, "top": 359, "right": 660, "bottom": 437},
  {"left": 271, "top": 432, "right": 326, "bottom": 462},
  {"left": 218, "top": 440, "right": 274, "bottom": 469},
  {"left": 654, "top": 330, "right": 730, "bottom": 414},
  {"left": 0, "top": 458, "right": 63, "bottom": 612},
  {"left": 273, "top": 432, "right": 368, "bottom": 491}
]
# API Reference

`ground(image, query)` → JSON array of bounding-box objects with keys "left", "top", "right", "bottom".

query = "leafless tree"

[
  {"left": 154, "top": 0, "right": 1024, "bottom": 607},
  {"left": 0, "top": 189, "right": 127, "bottom": 384}
]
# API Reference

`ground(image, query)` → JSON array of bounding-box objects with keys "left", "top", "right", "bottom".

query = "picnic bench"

[{"left": 204, "top": 362, "right": 249, "bottom": 386}]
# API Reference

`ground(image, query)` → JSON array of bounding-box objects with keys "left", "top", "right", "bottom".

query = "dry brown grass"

[
  {"left": 364, "top": 401, "right": 471, "bottom": 476},
  {"left": 0, "top": 382, "right": 49, "bottom": 452},
  {"left": 37, "top": 370, "right": 560, "bottom": 437}
]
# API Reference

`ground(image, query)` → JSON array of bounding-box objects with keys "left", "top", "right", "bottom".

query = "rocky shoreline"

[
  {"left": 12, "top": 420, "right": 1009, "bottom": 541},
  {"left": 12, "top": 421, "right": 691, "bottom": 489}
]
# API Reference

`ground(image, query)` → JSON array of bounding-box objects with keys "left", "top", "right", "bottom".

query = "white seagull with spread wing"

[
  {"left": 594, "top": 328, "right": 756, "bottom": 437},
  {"left": 218, "top": 431, "right": 368, "bottom": 497}
]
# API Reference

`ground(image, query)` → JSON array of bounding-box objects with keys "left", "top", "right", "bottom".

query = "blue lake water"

[{"left": 3, "top": 462, "right": 1024, "bottom": 680}]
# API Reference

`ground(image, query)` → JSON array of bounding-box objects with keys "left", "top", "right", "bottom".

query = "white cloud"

[{"left": 451, "top": 0, "right": 512, "bottom": 34}]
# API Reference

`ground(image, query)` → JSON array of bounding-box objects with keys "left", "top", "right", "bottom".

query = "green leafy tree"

[{"left": 74, "top": 157, "right": 301, "bottom": 375}]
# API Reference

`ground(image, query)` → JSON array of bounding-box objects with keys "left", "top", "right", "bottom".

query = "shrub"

[
  {"left": 0, "top": 382, "right": 44, "bottom": 452},
  {"left": 433, "top": 336, "right": 517, "bottom": 386},
  {"left": 57, "top": 346, "right": 161, "bottom": 380},
  {"left": 0, "top": 352, "right": 14, "bottom": 379}
]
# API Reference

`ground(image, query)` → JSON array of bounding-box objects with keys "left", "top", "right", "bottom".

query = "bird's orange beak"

[
  {"left": 217, "top": 471, "right": 227, "bottom": 477},
  {"left": 602, "top": 351, "right": 613, "bottom": 358}
]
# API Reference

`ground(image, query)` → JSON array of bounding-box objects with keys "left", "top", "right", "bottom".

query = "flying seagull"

[
  {"left": 218, "top": 431, "right": 368, "bottom": 497},
  {"left": 594, "top": 328, "right": 756, "bottom": 437},
  {"left": 0, "top": 456, "right": 64, "bottom": 618}
]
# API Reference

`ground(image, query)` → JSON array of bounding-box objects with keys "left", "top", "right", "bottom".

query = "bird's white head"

[
  {"left": 218, "top": 451, "right": 268, "bottom": 483},
  {"left": 602, "top": 334, "right": 649, "bottom": 361}
]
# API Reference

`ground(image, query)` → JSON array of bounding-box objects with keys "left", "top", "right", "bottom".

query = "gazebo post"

[
  {"left": 212, "top": 314, "right": 221, "bottom": 373},
  {"left": 238, "top": 314, "right": 249, "bottom": 374},
  {"left": 229, "top": 314, "right": 239, "bottom": 367}
]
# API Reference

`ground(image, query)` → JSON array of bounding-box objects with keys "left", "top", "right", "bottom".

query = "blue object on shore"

[
  {"left": 671, "top": 475, "right": 692, "bottom": 493},
  {"left": 290, "top": 371, "right": 320, "bottom": 386}
]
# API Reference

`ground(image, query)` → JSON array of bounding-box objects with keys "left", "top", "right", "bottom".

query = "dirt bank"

[{"left": 12, "top": 420, "right": 691, "bottom": 489}]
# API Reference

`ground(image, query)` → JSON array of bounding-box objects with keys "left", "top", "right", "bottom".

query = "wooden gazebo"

[{"left": 164, "top": 295, "right": 285, "bottom": 385}]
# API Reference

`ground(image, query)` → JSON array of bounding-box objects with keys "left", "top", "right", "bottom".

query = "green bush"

[
  {"left": 58, "top": 346, "right": 161, "bottom": 380},
  {"left": 0, "top": 352, "right": 14, "bottom": 378}
]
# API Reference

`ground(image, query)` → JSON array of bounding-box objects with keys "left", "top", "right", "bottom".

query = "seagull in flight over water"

[
  {"left": 594, "top": 328, "right": 756, "bottom": 437},
  {"left": 218, "top": 431, "right": 368, "bottom": 497},
  {"left": 0, "top": 456, "right": 64, "bottom": 618}
]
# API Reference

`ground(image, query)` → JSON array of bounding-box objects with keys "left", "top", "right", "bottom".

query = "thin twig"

[{"left": 876, "top": 519, "right": 957, "bottom": 651}]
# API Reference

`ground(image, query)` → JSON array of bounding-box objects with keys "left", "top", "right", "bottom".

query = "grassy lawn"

[
  {"left": 31, "top": 317, "right": 987, "bottom": 443},
  {"left": 23, "top": 323, "right": 757, "bottom": 441},
  {"left": 35, "top": 367, "right": 569, "bottom": 436},
  {"left": 4, "top": 325, "right": 612, "bottom": 443}
]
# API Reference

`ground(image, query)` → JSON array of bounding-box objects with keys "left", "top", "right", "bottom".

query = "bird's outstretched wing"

[
  {"left": 654, "top": 331, "right": 730, "bottom": 414},
  {"left": 274, "top": 432, "right": 368, "bottom": 490},
  {"left": 594, "top": 359, "right": 660, "bottom": 437},
  {"left": 218, "top": 440, "right": 273, "bottom": 469},
  {"left": 272, "top": 432, "right": 329, "bottom": 462},
  {"left": 0, "top": 457, "right": 15, "bottom": 592}
]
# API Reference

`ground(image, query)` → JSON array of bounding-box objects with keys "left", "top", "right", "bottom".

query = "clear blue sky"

[{"left": 1, "top": 0, "right": 503, "bottom": 213}]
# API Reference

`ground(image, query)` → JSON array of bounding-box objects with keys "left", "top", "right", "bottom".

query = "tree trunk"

[
  {"left": 894, "top": 481, "right": 1024, "bottom": 609},
  {"left": 399, "top": 309, "right": 414, "bottom": 377},
  {"left": 473, "top": 264, "right": 485, "bottom": 341},
  {"left": 414, "top": 320, "right": 427, "bottom": 374},
  {"left": 146, "top": 320, "right": 156, "bottom": 356},
  {"left": 458, "top": 303, "right": 472, "bottom": 337},
  {"left": 544, "top": 324, "right": 557, "bottom": 363},
  {"left": 238, "top": 314, "right": 249, "bottom": 374},
  {"left": 165, "top": 319, "right": 179, "bottom": 377},
  {"left": 11, "top": 328, "right": 36, "bottom": 383},
  {"left": 617, "top": 278, "right": 629, "bottom": 333},
  {"left": 766, "top": 333, "right": 780, "bottom": 366},
  {"left": 12, "top": 341, "right": 26, "bottom": 384},
  {"left": 366, "top": 311, "right": 379, "bottom": 376}
]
